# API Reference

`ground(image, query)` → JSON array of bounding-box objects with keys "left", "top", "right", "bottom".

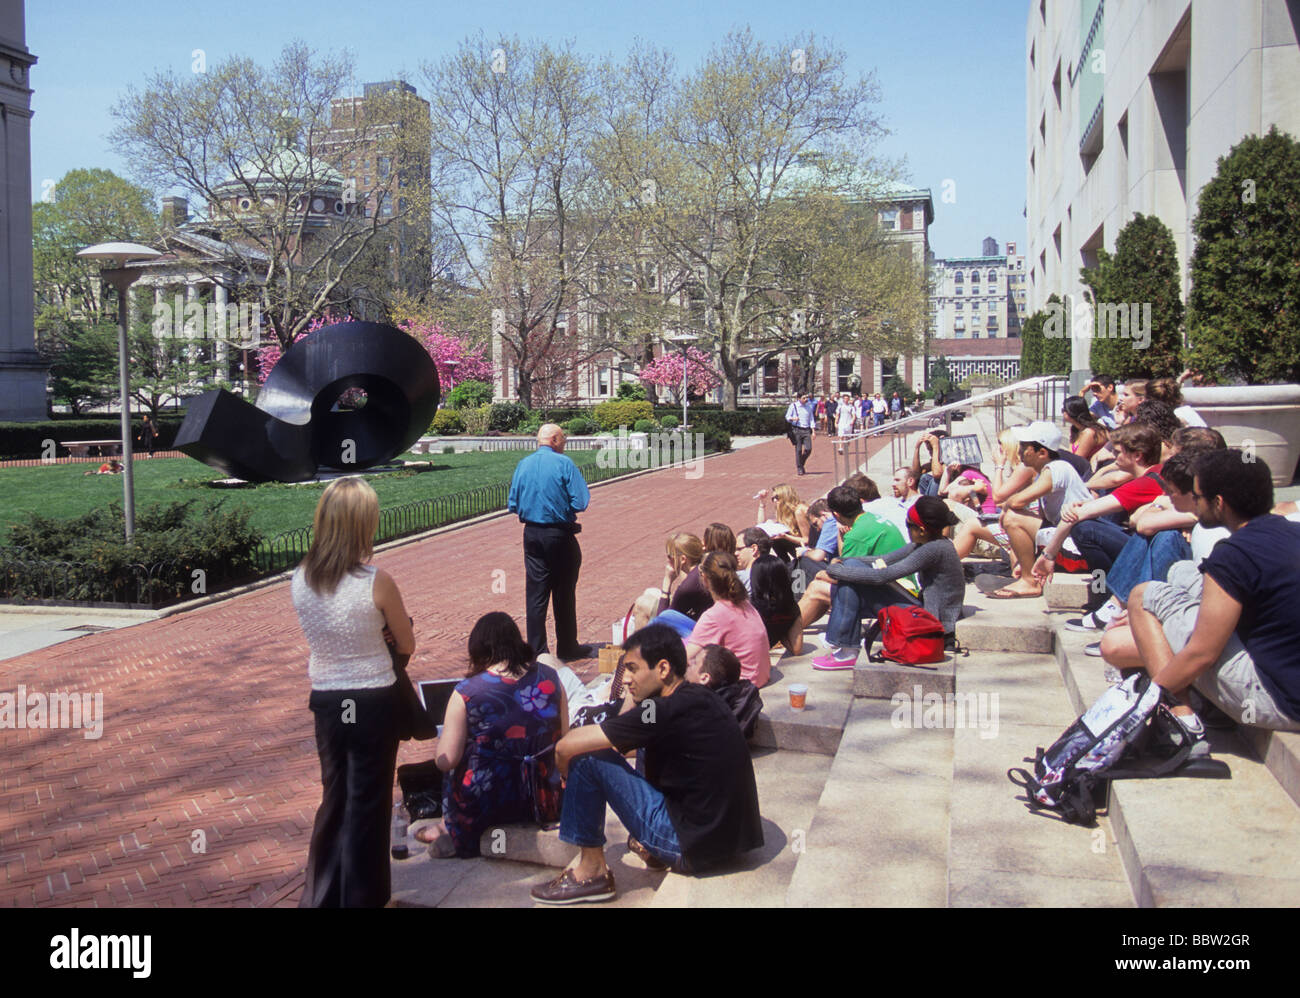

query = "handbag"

[
  {"left": 862, "top": 605, "right": 946, "bottom": 667},
  {"left": 387, "top": 619, "right": 437, "bottom": 741},
  {"left": 520, "top": 740, "right": 564, "bottom": 827},
  {"left": 397, "top": 759, "right": 444, "bottom": 820}
]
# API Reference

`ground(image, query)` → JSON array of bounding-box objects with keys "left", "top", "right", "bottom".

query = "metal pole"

[{"left": 113, "top": 274, "right": 136, "bottom": 543}]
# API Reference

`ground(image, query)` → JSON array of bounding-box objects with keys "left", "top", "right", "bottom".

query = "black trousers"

[
  {"left": 523, "top": 524, "right": 582, "bottom": 657},
  {"left": 300, "top": 685, "right": 401, "bottom": 908},
  {"left": 791, "top": 426, "right": 813, "bottom": 473}
]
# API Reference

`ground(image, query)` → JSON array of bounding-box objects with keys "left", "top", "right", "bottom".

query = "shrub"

[
  {"left": 593, "top": 399, "right": 653, "bottom": 431},
  {"left": 430, "top": 409, "right": 465, "bottom": 435},
  {"left": 0, "top": 418, "right": 184, "bottom": 460},
  {"left": 446, "top": 379, "right": 493, "bottom": 410},
  {"left": 616, "top": 381, "right": 647, "bottom": 401},
  {"left": 1184, "top": 126, "right": 1300, "bottom": 384},
  {"left": 441, "top": 445, "right": 456, "bottom": 454},
  {"left": 660, "top": 414, "right": 680, "bottom": 430},
  {"left": 461, "top": 405, "right": 491, "bottom": 435},
  {"left": 1080, "top": 215, "right": 1184, "bottom": 379},
  {"left": 687, "top": 409, "right": 788, "bottom": 436},
  {"left": 488, "top": 401, "right": 531, "bottom": 432},
  {"left": 632, "top": 418, "right": 657, "bottom": 433},
  {"left": 517, "top": 416, "right": 543, "bottom": 435},
  {"left": 701, "top": 428, "right": 731, "bottom": 453},
  {"left": 564, "top": 417, "right": 600, "bottom": 436},
  {"left": 4, "top": 500, "right": 262, "bottom": 605}
]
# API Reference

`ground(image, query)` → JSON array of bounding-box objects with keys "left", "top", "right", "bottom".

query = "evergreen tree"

[
  {"left": 930, "top": 354, "right": 953, "bottom": 394},
  {"left": 1019, "top": 308, "right": 1044, "bottom": 377},
  {"left": 1185, "top": 126, "right": 1300, "bottom": 384},
  {"left": 1039, "top": 292, "right": 1070, "bottom": 376},
  {"left": 1079, "top": 214, "right": 1183, "bottom": 379}
]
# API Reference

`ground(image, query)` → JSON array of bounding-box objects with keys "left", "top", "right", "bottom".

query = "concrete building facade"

[
  {"left": 0, "top": 1, "right": 43, "bottom": 420},
  {"left": 927, "top": 238, "right": 1027, "bottom": 384},
  {"left": 1025, "top": 0, "right": 1300, "bottom": 379}
]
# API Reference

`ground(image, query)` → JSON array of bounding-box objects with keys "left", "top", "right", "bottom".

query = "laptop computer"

[{"left": 416, "top": 679, "right": 461, "bottom": 726}]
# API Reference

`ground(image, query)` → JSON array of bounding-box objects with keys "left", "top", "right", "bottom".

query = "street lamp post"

[
  {"left": 76, "top": 242, "right": 161, "bottom": 543},
  {"left": 668, "top": 333, "right": 699, "bottom": 429}
]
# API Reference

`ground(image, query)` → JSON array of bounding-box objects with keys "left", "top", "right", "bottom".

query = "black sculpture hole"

[{"left": 333, "top": 387, "right": 369, "bottom": 412}]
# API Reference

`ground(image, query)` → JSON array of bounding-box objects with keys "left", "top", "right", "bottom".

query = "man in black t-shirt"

[
  {"left": 530, "top": 624, "right": 763, "bottom": 905},
  {"left": 1126, "top": 450, "right": 1300, "bottom": 739}
]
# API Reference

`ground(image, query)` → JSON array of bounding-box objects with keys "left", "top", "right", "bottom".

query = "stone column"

[{"left": 0, "top": 7, "right": 45, "bottom": 420}]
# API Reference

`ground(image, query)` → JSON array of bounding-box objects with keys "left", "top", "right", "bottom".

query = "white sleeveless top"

[{"left": 291, "top": 564, "right": 395, "bottom": 691}]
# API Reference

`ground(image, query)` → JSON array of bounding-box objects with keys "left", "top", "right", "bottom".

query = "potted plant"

[{"left": 1182, "top": 127, "right": 1300, "bottom": 486}]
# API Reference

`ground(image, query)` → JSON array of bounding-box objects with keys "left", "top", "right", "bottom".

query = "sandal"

[{"left": 988, "top": 586, "right": 1042, "bottom": 600}]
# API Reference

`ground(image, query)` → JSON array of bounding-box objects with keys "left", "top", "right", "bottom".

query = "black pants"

[
  {"left": 791, "top": 426, "right": 813, "bottom": 473},
  {"left": 300, "top": 685, "right": 401, "bottom": 908},
  {"left": 524, "top": 524, "right": 583, "bottom": 657}
]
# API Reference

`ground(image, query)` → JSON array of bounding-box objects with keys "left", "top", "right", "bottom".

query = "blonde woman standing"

[{"left": 292, "top": 477, "right": 414, "bottom": 908}]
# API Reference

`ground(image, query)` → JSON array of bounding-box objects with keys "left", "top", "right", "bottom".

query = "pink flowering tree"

[
  {"left": 258, "top": 315, "right": 493, "bottom": 404},
  {"left": 638, "top": 346, "right": 723, "bottom": 399}
]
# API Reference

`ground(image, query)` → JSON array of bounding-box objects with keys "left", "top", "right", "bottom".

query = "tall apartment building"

[
  {"left": 927, "top": 238, "right": 1027, "bottom": 383},
  {"left": 319, "top": 80, "right": 433, "bottom": 297},
  {"left": 1026, "top": 0, "right": 1300, "bottom": 381}
]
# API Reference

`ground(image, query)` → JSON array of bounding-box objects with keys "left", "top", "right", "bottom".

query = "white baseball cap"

[{"left": 1012, "top": 421, "right": 1064, "bottom": 453}]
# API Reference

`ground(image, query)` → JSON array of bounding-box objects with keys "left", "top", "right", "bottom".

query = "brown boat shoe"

[{"left": 530, "top": 866, "right": 617, "bottom": 905}]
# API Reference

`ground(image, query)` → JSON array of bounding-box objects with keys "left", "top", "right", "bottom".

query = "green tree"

[
  {"left": 1019, "top": 307, "right": 1043, "bottom": 377},
  {"left": 446, "top": 379, "right": 493, "bottom": 409},
  {"left": 1184, "top": 126, "right": 1300, "bottom": 384},
  {"left": 32, "top": 168, "right": 158, "bottom": 321},
  {"left": 929, "top": 354, "right": 953, "bottom": 394},
  {"left": 1079, "top": 214, "right": 1183, "bottom": 379},
  {"left": 35, "top": 307, "right": 118, "bottom": 415},
  {"left": 1039, "top": 292, "right": 1070, "bottom": 376}
]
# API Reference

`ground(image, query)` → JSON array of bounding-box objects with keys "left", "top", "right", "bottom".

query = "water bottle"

[{"left": 391, "top": 802, "right": 409, "bottom": 859}]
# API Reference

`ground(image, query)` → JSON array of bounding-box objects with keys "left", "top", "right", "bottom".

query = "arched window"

[{"left": 953, "top": 271, "right": 963, "bottom": 283}]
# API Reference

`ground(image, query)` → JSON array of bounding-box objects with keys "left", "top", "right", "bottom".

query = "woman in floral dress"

[{"left": 416, "top": 612, "right": 568, "bottom": 857}]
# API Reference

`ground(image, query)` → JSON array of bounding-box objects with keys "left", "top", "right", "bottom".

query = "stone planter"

[{"left": 1182, "top": 384, "right": 1300, "bottom": 487}]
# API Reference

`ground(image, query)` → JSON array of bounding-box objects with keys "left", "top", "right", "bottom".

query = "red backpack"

[{"left": 863, "top": 605, "right": 947, "bottom": 666}]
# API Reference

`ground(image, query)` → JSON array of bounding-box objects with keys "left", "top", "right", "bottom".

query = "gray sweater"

[{"left": 824, "top": 539, "right": 966, "bottom": 634}]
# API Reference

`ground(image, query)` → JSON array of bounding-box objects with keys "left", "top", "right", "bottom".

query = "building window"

[
  {"left": 971, "top": 271, "right": 980, "bottom": 283},
  {"left": 879, "top": 209, "right": 898, "bottom": 230},
  {"left": 953, "top": 271, "right": 963, "bottom": 283},
  {"left": 836, "top": 358, "right": 855, "bottom": 392},
  {"left": 955, "top": 301, "right": 963, "bottom": 310},
  {"left": 955, "top": 287, "right": 963, "bottom": 296},
  {"left": 763, "top": 360, "right": 779, "bottom": 394},
  {"left": 598, "top": 367, "right": 609, "bottom": 396},
  {"left": 987, "top": 270, "right": 997, "bottom": 282}
]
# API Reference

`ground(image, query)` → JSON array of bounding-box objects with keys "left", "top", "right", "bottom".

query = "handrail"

[{"left": 832, "top": 375, "right": 1069, "bottom": 481}]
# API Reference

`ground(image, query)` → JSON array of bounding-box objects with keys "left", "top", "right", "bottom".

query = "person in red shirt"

[{"left": 1032, "top": 423, "right": 1166, "bottom": 585}]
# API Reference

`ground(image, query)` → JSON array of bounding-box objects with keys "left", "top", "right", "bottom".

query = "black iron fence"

[{"left": 1, "top": 443, "right": 706, "bottom": 607}]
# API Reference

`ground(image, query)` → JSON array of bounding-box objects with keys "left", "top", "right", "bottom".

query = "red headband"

[{"left": 906, "top": 504, "right": 925, "bottom": 529}]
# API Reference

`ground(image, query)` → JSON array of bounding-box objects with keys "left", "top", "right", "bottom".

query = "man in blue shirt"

[
  {"left": 508, "top": 424, "right": 592, "bottom": 660},
  {"left": 784, "top": 392, "right": 816, "bottom": 476},
  {"left": 1084, "top": 374, "right": 1119, "bottom": 429}
]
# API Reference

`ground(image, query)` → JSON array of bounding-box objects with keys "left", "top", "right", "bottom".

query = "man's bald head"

[{"left": 538, "top": 423, "right": 566, "bottom": 451}]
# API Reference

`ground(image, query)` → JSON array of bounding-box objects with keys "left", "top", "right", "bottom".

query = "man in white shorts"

[{"left": 1121, "top": 450, "right": 1300, "bottom": 739}]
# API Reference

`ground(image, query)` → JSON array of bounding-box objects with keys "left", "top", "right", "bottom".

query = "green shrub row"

[{"left": 0, "top": 418, "right": 184, "bottom": 460}]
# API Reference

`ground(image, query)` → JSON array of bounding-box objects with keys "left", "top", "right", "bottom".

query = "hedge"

[{"left": 0, "top": 418, "right": 184, "bottom": 460}]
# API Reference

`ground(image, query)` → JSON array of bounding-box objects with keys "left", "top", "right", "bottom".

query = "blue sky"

[{"left": 27, "top": 0, "right": 1028, "bottom": 259}]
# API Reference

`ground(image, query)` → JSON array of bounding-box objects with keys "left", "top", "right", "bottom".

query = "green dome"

[{"left": 215, "top": 145, "right": 344, "bottom": 196}]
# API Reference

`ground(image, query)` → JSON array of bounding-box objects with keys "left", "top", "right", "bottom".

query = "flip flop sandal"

[{"left": 987, "top": 587, "right": 1043, "bottom": 600}]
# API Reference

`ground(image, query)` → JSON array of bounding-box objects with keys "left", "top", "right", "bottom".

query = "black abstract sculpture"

[{"left": 175, "top": 321, "right": 440, "bottom": 482}]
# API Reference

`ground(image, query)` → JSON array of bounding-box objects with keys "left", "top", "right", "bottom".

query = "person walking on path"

[
  {"left": 138, "top": 413, "right": 157, "bottom": 457},
  {"left": 784, "top": 393, "right": 816, "bottom": 476},
  {"left": 508, "top": 424, "right": 593, "bottom": 660}
]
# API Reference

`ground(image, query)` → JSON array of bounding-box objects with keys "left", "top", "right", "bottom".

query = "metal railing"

[{"left": 833, "top": 375, "right": 1070, "bottom": 482}]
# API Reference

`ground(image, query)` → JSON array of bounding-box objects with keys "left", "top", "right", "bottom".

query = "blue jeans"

[
  {"left": 918, "top": 473, "right": 940, "bottom": 497},
  {"left": 1070, "top": 518, "right": 1130, "bottom": 578},
  {"left": 1097, "top": 529, "right": 1192, "bottom": 608},
  {"left": 825, "top": 581, "right": 921, "bottom": 649},
  {"left": 559, "top": 750, "right": 684, "bottom": 869}
]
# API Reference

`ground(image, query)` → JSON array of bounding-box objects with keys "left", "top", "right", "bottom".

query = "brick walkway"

[{"left": 0, "top": 433, "right": 886, "bottom": 907}]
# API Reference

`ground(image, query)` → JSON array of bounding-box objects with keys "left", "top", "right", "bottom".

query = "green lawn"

[{"left": 0, "top": 449, "right": 610, "bottom": 547}]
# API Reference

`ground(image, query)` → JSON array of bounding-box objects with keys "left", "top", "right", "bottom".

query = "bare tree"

[
  {"left": 110, "top": 43, "right": 432, "bottom": 350},
  {"left": 422, "top": 35, "right": 612, "bottom": 407}
]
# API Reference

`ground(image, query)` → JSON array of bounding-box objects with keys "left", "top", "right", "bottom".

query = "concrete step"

[
  {"left": 1052, "top": 619, "right": 1300, "bottom": 907},
  {"left": 1044, "top": 574, "right": 1090, "bottom": 610},
  {"left": 749, "top": 640, "right": 854, "bottom": 756},
  {"left": 651, "top": 748, "right": 832, "bottom": 907},
  {"left": 854, "top": 654, "right": 956, "bottom": 699},
  {"left": 957, "top": 588, "right": 1054, "bottom": 653},
  {"left": 1239, "top": 728, "right": 1300, "bottom": 812},
  {"left": 786, "top": 699, "right": 952, "bottom": 906},
  {"left": 948, "top": 650, "right": 1132, "bottom": 906}
]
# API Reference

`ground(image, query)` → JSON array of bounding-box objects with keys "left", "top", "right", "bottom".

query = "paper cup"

[{"left": 789, "top": 683, "right": 808, "bottom": 711}]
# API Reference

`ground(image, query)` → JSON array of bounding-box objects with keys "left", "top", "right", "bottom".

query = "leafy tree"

[
  {"left": 1039, "top": 292, "right": 1070, "bottom": 376},
  {"left": 595, "top": 31, "right": 900, "bottom": 409},
  {"left": 1079, "top": 214, "right": 1183, "bottom": 379},
  {"left": 616, "top": 380, "right": 647, "bottom": 401},
  {"left": 929, "top": 353, "right": 953, "bottom": 394},
  {"left": 1019, "top": 308, "right": 1043, "bottom": 377},
  {"left": 638, "top": 347, "right": 723, "bottom": 399},
  {"left": 35, "top": 308, "right": 119, "bottom": 415},
  {"left": 32, "top": 168, "right": 158, "bottom": 321},
  {"left": 1184, "top": 126, "right": 1300, "bottom": 384}
]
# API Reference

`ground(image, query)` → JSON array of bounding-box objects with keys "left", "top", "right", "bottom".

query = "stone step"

[
  {"left": 1239, "top": 728, "right": 1300, "bottom": 812},
  {"left": 749, "top": 641, "right": 854, "bottom": 756},
  {"left": 1044, "top": 574, "right": 1091, "bottom": 610},
  {"left": 956, "top": 588, "right": 1054, "bottom": 653},
  {"left": 650, "top": 748, "right": 832, "bottom": 907},
  {"left": 1052, "top": 620, "right": 1300, "bottom": 907},
  {"left": 853, "top": 655, "right": 956, "bottom": 699},
  {"left": 948, "top": 650, "right": 1132, "bottom": 906},
  {"left": 785, "top": 699, "right": 952, "bottom": 906}
]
